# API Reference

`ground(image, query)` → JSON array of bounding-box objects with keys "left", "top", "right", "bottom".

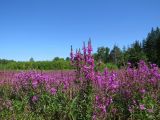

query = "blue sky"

[{"left": 0, "top": 0, "right": 160, "bottom": 61}]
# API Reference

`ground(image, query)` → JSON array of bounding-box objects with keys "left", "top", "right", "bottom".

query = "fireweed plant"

[{"left": 0, "top": 41, "right": 160, "bottom": 119}]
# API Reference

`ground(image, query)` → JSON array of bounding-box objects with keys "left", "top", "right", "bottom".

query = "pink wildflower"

[
  {"left": 32, "top": 96, "right": 38, "bottom": 103},
  {"left": 50, "top": 87, "right": 57, "bottom": 95},
  {"left": 139, "top": 104, "right": 146, "bottom": 110}
]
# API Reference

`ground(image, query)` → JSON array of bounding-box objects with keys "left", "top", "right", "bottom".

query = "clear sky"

[{"left": 0, "top": 0, "right": 160, "bottom": 61}]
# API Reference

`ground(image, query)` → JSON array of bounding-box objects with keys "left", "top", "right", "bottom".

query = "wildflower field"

[{"left": 0, "top": 41, "right": 160, "bottom": 120}]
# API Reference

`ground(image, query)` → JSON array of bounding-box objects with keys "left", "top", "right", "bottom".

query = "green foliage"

[
  {"left": 109, "top": 45, "right": 122, "bottom": 65},
  {"left": 0, "top": 58, "right": 73, "bottom": 70},
  {"left": 125, "top": 40, "right": 148, "bottom": 66},
  {"left": 0, "top": 84, "right": 71, "bottom": 120},
  {"left": 94, "top": 47, "right": 110, "bottom": 63},
  {"left": 143, "top": 27, "right": 160, "bottom": 66},
  {"left": 95, "top": 62, "right": 118, "bottom": 72},
  {"left": 106, "top": 63, "right": 118, "bottom": 70},
  {"left": 92, "top": 27, "right": 160, "bottom": 67},
  {"left": 70, "top": 82, "right": 93, "bottom": 120},
  {"left": 0, "top": 83, "right": 93, "bottom": 120}
]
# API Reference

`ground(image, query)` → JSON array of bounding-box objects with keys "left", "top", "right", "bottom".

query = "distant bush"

[
  {"left": 0, "top": 60, "right": 73, "bottom": 70},
  {"left": 106, "top": 63, "right": 118, "bottom": 70},
  {"left": 94, "top": 62, "right": 118, "bottom": 72},
  {"left": 0, "top": 59, "right": 118, "bottom": 71}
]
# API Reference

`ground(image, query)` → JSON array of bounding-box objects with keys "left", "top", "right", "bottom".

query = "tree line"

[
  {"left": 0, "top": 57, "right": 72, "bottom": 70},
  {"left": 93, "top": 27, "right": 160, "bottom": 67},
  {"left": 0, "top": 27, "right": 160, "bottom": 70}
]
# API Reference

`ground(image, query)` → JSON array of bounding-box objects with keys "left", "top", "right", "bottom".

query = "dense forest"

[{"left": 0, "top": 27, "right": 160, "bottom": 70}]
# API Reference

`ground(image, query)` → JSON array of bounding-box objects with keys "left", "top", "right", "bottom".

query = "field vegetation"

[{"left": 0, "top": 40, "right": 160, "bottom": 119}]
